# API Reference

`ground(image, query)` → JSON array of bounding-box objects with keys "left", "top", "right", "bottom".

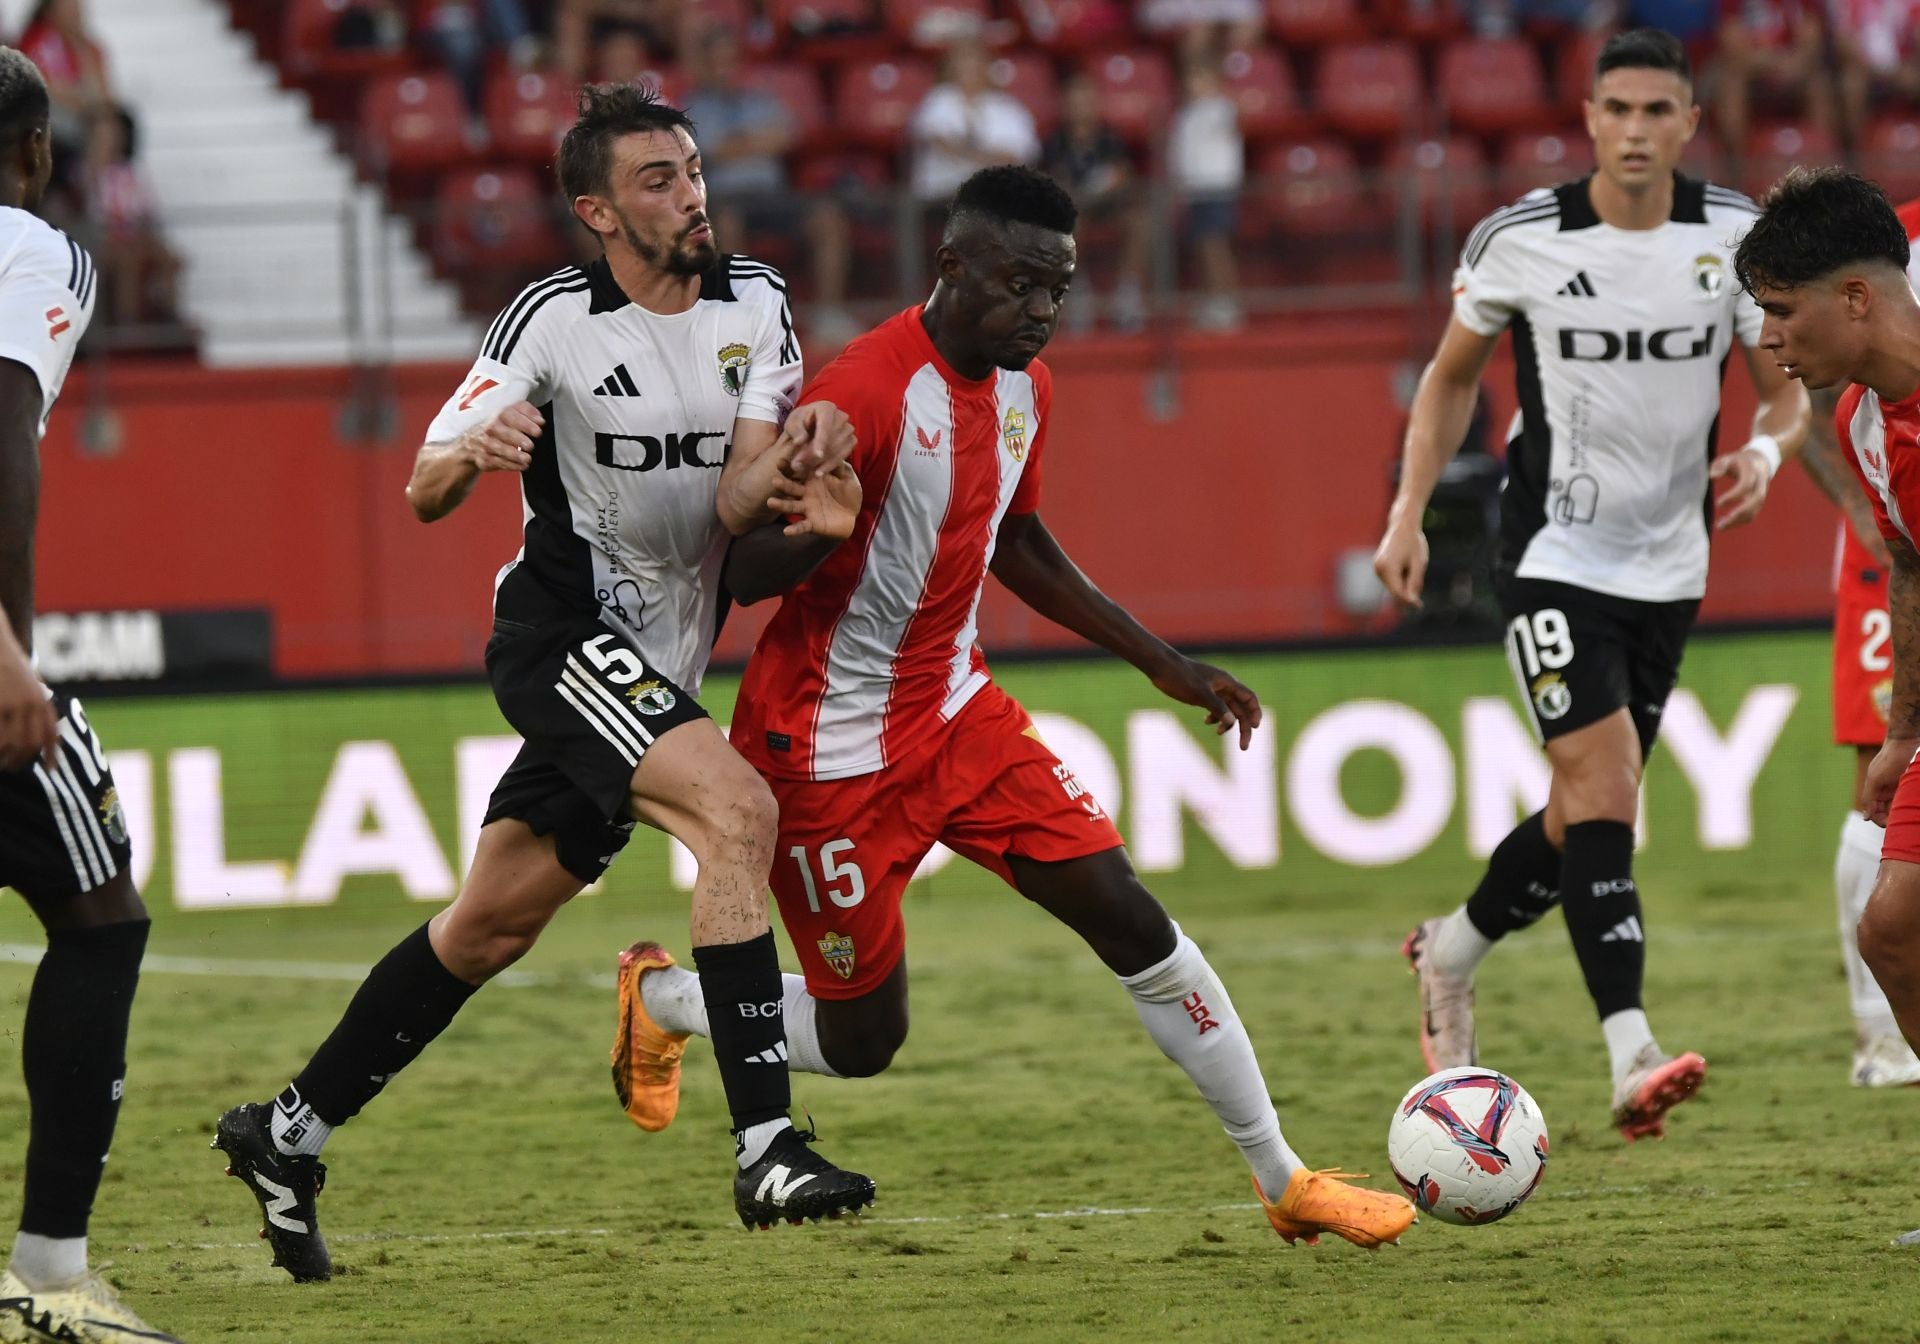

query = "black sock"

[
  {"left": 21, "top": 919, "right": 148, "bottom": 1239},
  {"left": 1464, "top": 809, "right": 1562, "bottom": 940},
  {"left": 693, "top": 931, "right": 791, "bottom": 1133},
  {"left": 292, "top": 922, "right": 479, "bottom": 1125},
  {"left": 1558, "top": 820, "right": 1644, "bottom": 1019}
]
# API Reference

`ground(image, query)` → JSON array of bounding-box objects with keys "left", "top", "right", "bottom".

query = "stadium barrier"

[{"left": 78, "top": 627, "right": 1844, "bottom": 920}]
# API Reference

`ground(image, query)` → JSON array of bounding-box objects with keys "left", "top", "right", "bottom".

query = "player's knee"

[
  {"left": 685, "top": 773, "right": 780, "bottom": 872},
  {"left": 1859, "top": 892, "right": 1918, "bottom": 989},
  {"left": 440, "top": 912, "right": 544, "bottom": 980}
]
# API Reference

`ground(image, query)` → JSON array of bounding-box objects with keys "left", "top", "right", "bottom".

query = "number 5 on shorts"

[
  {"left": 790, "top": 839, "right": 866, "bottom": 912},
  {"left": 583, "top": 633, "right": 645, "bottom": 684}
]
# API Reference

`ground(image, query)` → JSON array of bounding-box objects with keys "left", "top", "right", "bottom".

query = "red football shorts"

[
  {"left": 763, "top": 682, "right": 1125, "bottom": 999},
  {"left": 1834, "top": 530, "right": 1893, "bottom": 747},
  {"left": 1881, "top": 748, "right": 1920, "bottom": 864}
]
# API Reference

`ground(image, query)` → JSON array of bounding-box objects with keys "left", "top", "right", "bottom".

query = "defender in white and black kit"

[
  {"left": 213, "top": 87, "right": 875, "bottom": 1282},
  {"left": 0, "top": 48, "right": 185, "bottom": 1344},
  {"left": 1375, "top": 29, "right": 1810, "bottom": 1142}
]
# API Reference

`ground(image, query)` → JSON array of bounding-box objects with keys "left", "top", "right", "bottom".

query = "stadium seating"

[
  {"left": 1016, "top": 0, "right": 1135, "bottom": 53},
  {"left": 1740, "top": 122, "right": 1839, "bottom": 199},
  {"left": 770, "top": 0, "right": 895, "bottom": 58},
  {"left": 831, "top": 57, "right": 937, "bottom": 150},
  {"left": 1438, "top": 38, "right": 1553, "bottom": 135},
  {"left": 359, "top": 72, "right": 473, "bottom": 177},
  {"left": 1314, "top": 41, "right": 1423, "bottom": 140},
  {"left": 1862, "top": 114, "right": 1920, "bottom": 206},
  {"left": 1084, "top": 48, "right": 1176, "bottom": 146},
  {"left": 749, "top": 63, "right": 832, "bottom": 140},
  {"left": 988, "top": 50, "right": 1061, "bottom": 133},
  {"left": 1373, "top": 0, "right": 1466, "bottom": 43},
  {"left": 886, "top": 0, "right": 996, "bottom": 48},
  {"left": 1262, "top": 0, "right": 1370, "bottom": 47},
  {"left": 433, "top": 167, "right": 557, "bottom": 271},
  {"left": 282, "top": 0, "right": 408, "bottom": 79},
  {"left": 1220, "top": 45, "right": 1309, "bottom": 143},
  {"left": 483, "top": 70, "right": 577, "bottom": 165},
  {"left": 1253, "top": 138, "right": 1368, "bottom": 239},
  {"left": 1387, "top": 134, "right": 1493, "bottom": 232},
  {"left": 1497, "top": 130, "right": 1595, "bottom": 197},
  {"left": 1554, "top": 30, "right": 1607, "bottom": 118}
]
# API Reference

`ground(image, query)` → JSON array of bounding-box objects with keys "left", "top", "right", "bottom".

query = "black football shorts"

[
  {"left": 0, "top": 690, "right": 133, "bottom": 900},
  {"left": 1497, "top": 576, "right": 1699, "bottom": 756}
]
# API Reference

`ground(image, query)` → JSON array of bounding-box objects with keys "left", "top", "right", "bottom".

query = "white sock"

[
  {"left": 269, "top": 1084, "right": 332, "bottom": 1158},
  {"left": 1838, "top": 810, "right": 1900, "bottom": 1039},
  {"left": 1118, "top": 926, "right": 1301, "bottom": 1202},
  {"left": 1601, "top": 1009, "right": 1656, "bottom": 1088},
  {"left": 9, "top": 1232, "right": 86, "bottom": 1290},
  {"left": 1428, "top": 905, "right": 1496, "bottom": 980},
  {"left": 643, "top": 965, "right": 842, "bottom": 1078},
  {"left": 734, "top": 1116, "right": 793, "bottom": 1169}
]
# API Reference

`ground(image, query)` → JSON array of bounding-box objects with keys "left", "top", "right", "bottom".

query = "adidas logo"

[
  {"left": 746, "top": 1042, "right": 789, "bottom": 1065},
  {"left": 1599, "top": 916, "right": 1644, "bottom": 943},
  {"left": 592, "top": 364, "right": 642, "bottom": 397},
  {"left": 1556, "top": 271, "right": 1597, "bottom": 297}
]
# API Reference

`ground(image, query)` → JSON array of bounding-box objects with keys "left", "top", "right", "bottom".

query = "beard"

[{"left": 621, "top": 214, "right": 718, "bottom": 276}]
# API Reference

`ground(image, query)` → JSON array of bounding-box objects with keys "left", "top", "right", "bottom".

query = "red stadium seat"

[
  {"left": 1314, "top": 41, "right": 1423, "bottom": 140},
  {"left": 1740, "top": 121, "right": 1840, "bottom": 199},
  {"left": 360, "top": 72, "right": 474, "bottom": 175},
  {"left": 1555, "top": 29, "right": 1607, "bottom": 118},
  {"left": 484, "top": 70, "right": 577, "bottom": 164},
  {"left": 1863, "top": 113, "right": 1920, "bottom": 205},
  {"left": 1220, "top": 45, "right": 1308, "bottom": 142},
  {"left": 1387, "top": 134, "right": 1492, "bottom": 231},
  {"left": 771, "top": 0, "right": 891, "bottom": 59},
  {"left": 1253, "top": 138, "right": 1367, "bottom": 238},
  {"left": 1439, "top": 38, "right": 1552, "bottom": 135},
  {"left": 1084, "top": 49, "right": 1175, "bottom": 146},
  {"left": 1497, "top": 129, "right": 1595, "bottom": 196},
  {"left": 1374, "top": 0, "right": 1466, "bottom": 43},
  {"left": 748, "top": 63, "right": 830, "bottom": 139},
  {"left": 831, "top": 57, "right": 936, "bottom": 150},
  {"left": 434, "top": 167, "right": 557, "bottom": 270},
  {"left": 792, "top": 151, "right": 895, "bottom": 193},
  {"left": 1263, "top": 0, "right": 1368, "bottom": 46},
  {"left": 885, "top": 0, "right": 994, "bottom": 47},
  {"left": 1018, "top": 0, "right": 1133, "bottom": 52},
  {"left": 988, "top": 51, "right": 1061, "bottom": 132},
  {"left": 284, "top": 0, "right": 408, "bottom": 78}
]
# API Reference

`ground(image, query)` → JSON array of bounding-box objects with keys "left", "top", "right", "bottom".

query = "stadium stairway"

[{"left": 7, "top": 0, "right": 479, "bottom": 366}]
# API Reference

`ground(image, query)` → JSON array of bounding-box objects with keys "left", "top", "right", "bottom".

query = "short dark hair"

[
  {"left": 1594, "top": 28, "right": 1691, "bottom": 87},
  {"left": 1734, "top": 166, "right": 1911, "bottom": 293},
  {"left": 556, "top": 83, "right": 695, "bottom": 206},
  {"left": 0, "top": 48, "right": 50, "bottom": 151},
  {"left": 945, "top": 165, "right": 1078, "bottom": 243}
]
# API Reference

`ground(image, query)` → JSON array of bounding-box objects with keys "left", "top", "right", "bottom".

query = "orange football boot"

[
  {"left": 612, "top": 941, "right": 691, "bottom": 1132},
  {"left": 1254, "top": 1169, "right": 1417, "bottom": 1249}
]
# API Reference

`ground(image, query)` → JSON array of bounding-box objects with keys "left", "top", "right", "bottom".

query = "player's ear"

[
  {"left": 1841, "top": 275, "right": 1874, "bottom": 321},
  {"left": 934, "top": 242, "right": 966, "bottom": 288},
  {"left": 572, "top": 194, "right": 615, "bottom": 241}
]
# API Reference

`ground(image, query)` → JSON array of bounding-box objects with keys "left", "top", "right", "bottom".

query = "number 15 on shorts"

[{"left": 790, "top": 839, "right": 867, "bottom": 912}]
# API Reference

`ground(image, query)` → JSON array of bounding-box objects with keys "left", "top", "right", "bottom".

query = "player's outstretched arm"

[
  {"left": 1373, "top": 317, "right": 1500, "bottom": 608},
  {"left": 717, "top": 402, "right": 856, "bottom": 536},
  {"left": 1865, "top": 531, "right": 1920, "bottom": 823},
  {"left": 723, "top": 462, "right": 862, "bottom": 605},
  {"left": 1799, "top": 385, "right": 1892, "bottom": 565},
  {"left": 0, "top": 357, "right": 57, "bottom": 771},
  {"left": 405, "top": 400, "right": 544, "bottom": 522},
  {"left": 990, "top": 510, "right": 1262, "bottom": 749},
  {"left": 1712, "top": 345, "right": 1811, "bottom": 531}
]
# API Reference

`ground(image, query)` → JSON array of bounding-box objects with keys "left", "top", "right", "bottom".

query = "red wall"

[{"left": 35, "top": 329, "right": 1837, "bottom": 679}]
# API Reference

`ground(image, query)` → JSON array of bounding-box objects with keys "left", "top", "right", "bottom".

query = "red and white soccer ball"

[{"left": 1386, "top": 1067, "right": 1549, "bottom": 1226}]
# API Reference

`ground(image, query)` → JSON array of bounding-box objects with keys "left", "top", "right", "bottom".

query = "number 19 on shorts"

[
  {"left": 1506, "top": 608, "right": 1573, "bottom": 678},
  {"left": 790, "top": 839, "right": 866, "bottom": 913}
]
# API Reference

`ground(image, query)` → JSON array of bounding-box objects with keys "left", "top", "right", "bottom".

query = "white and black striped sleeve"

[
  {"left": 1452, "top": 193, "right": 1553, "bottom": 338},
  {"left": 0, "top": 225, "right": 94, "bottom": 429},
  {"left": 1704, "top": 189, "right": 1766, "bottom": 346},
  {"left": 729, "top": 258, "right": 804, "bottom": 427},
  {"left": 424, "top": 267, "right": 584, "bottom": 442}
]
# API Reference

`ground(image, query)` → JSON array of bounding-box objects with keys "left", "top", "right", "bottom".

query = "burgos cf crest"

[
  {"left": 1002, "top": 407, "right": 1028, "bottom": 461},
  {"left": 98, "top": 786, "right": 128, "bottom": 847},
  {"left": 626, "top": 680, "right": 677, "bottom": 715},
  {"left": 1692, "top": 253, "right": 1726, "bottom": 300},
  {"left": 818, "top": 930, "right": 856, "bottom": 980},
  {"left": 717, "top": 342, "right": 751, "bottom": 397}
]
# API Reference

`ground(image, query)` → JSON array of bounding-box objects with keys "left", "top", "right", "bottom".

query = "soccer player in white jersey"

[
  {"left": 1790, "top": 194, "right": 1920, "bottom": 1089},
  {"left": 213, "top": 85, "right": 874, "bottom": 1277},
  {"left": 1373, "top": 28, "right": 1811, "bottom": 1142},
  {"left": 0, "top": 48, "right": 184, "bottom": 1344}
]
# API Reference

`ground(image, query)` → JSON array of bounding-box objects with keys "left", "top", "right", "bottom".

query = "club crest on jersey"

[
  {"left": 818, "top": 931, "right": 855, "bottom": 980},
  {"left": 717, "top": 342, "right": 751, "bottom": 397},
  {"left": 1002, "top": 407, "right": 1028, "bottom": 461},
  {"left": 1531, "top": 673, "right": 1572, "bottom": 721},
  {"left": 98, "top": 786, "right": 127, "bottom": 846},
  {"left": 625, "top": 680, "right": 677, "bottom": 715},
  {"left": 1692, "top": 254, "right": 1726, "bottom": 300}
]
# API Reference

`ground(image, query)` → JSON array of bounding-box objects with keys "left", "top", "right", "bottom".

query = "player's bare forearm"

[
  {"left": 990, "top": 512, "right": 1176, "bottom": 672},
  {"left": 405, "top": 439, "right": 482, "bottom": 523},
  {"left": 0, "top": 361, "right": 45, "bottom": 646},
  {"left": 723, "top": 525, "right": 840, "bottom": 605},
  {"left": 1387, "top": 321, "right": 1499, "bottom": 530}
]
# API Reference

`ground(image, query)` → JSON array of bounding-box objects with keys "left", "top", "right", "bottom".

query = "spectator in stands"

[
  {"left": 909, "top": 33, "right": 1039, "bottom": 203},
  {"left": 17, "top": 0, "right": 114, "bottom": 202},
  {"left": 80, "top": 104, "right": 179, "bottom": 331},
  {"left": 327, "top": 0, "right": 410, "bottom": 53},
  {"left": 1136, "top": 0, "right": 1261, "bottom": 66},
  {"left": 1170, "top": 50, "right": 1242, "bottom": 330},
  {"left": 1831, "top": 0, "right": 1920, "bottom": 149},
  {"left": 555, "top": 0, "right": 685, "bottom": 78},
  {"left": 1712, "top": 0, "right": 1835, "bottom": 162},
  {"left": 680, "top": 23, "right": 857, "bottom": 342},
  {"left": 1041, "top": 72, "right": 1147, "bottom": 332},
  {"left": 419, "top": 1, "right": 542, "bottom": 115}
]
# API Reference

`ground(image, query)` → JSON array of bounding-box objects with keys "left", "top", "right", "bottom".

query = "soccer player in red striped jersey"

[
  {"left": 1736, "top": 170, "right": 1920, "bottom": 1148},
  {"left": 615, "top": 166, "right": 1416, "bottom": 1249}
]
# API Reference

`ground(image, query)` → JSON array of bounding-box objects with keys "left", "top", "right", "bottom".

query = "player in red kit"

[
  {"left": 1736, "top": 172, "right": 1920, "bottom": 1204},
  {"left": 612, "top": 166, "right": 1416, "bottom": 1248},
  {"left": 1792, "top": 194, "right": 1920, "bottom": 1087}
]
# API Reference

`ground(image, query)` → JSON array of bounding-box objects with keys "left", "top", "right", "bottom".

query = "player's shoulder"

[
  {"left": 1685, "top": 174, "right": 1761, "bottom": 225},
  {"left": 1461, "top": 184, "right": 1568, "bottom": 267},
  {"left": 0, "top": 208, "right": 91, "bottom": 296},
  {"left": 700, "top": 253, "right": 790, "bottom": 309},
  {"left": 480, "top": 263, "right": 592, "bottom": 363}
]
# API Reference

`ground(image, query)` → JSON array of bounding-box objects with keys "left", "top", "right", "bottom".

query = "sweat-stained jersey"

[
  {"left": 731, "top": 306, "right": 1049, "bottom": 781},
  {"left": 1454, "top": 173, "right": 1763, "bottom": 603},
  {"left": 0, "top": 206, "right": 95, "bottom": 437},
  {"left": 425, "top": 254, "right": 801, "bottom": 694}
]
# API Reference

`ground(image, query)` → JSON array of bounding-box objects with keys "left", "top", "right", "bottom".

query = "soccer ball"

[{"left": 1386, "top": 1067, "right": 1549, "bottom": 1226}]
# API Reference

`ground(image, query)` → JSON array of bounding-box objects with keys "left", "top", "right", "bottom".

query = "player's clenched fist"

[
  {"left": 460, "top": 400, "right": 544, "bottom": 473},
  {"left": 0, "top": 639, "right": 55, "bottom": 773}
]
